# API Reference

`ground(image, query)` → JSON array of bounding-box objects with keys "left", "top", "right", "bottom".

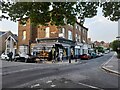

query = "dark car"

[
  {"left": 80, "top": 54, "right": 91, "bottom": 60},
  {"left": 90, "top": 52, "right": 97, "bottom": 58},
  {"left": 14, "top": 54, "right": 37, "bottom": 63},
  {"left": 14, "top": 54, "right": 26, "bottom": 62}
]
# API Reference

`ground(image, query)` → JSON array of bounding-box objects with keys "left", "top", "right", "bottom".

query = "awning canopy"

[
  {"left": 75, "top": 46, "right": 80, "bottom": 49},
  {"left": 35, "top": 43, "right": 55, "bottom": 48}
]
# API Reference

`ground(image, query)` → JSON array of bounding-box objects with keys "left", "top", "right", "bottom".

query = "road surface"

[{"left": 1, "top": 52, "right": 119, "bottom": 89}]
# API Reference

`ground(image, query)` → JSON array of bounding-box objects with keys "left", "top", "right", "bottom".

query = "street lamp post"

[{"left": 28, "top": 40, "right": 31, "bottom": 55}]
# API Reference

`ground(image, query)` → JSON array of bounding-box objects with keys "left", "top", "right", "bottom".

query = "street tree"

[
  {"left": 1, "top": 1, "right": 120, "bottom": 26},
  {"left": 111, "top": 40, "right": 120, "bottom": 54},
  {"left": 95, "top": 46, "right": 104, "bottom": 53}
]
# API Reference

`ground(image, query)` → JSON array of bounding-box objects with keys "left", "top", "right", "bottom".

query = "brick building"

[
  {"left": 0, "top": 31, "right": 13, "bottom": 54},
  {"left": 18, "top": 19, "right": 88, "bottom": 60}
]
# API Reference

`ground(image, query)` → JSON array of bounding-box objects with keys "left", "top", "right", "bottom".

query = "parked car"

[
  {"left": 80, "top": 54, "right": 91, "bottom": 60},
  {"left": 14, "top": 53, "right": 37, "bottom": 63},
  {"left": 0, "top": 53, "right": 9, "bottom": 60},
  {"left": 97, "top": 52, "right": 104, "bottom": 57},
  {"left": 90, "top": 52, "right": 97, "bottom": 58},
  {"left": 14, "top": 54, "right": 26, "bottom": 62}
]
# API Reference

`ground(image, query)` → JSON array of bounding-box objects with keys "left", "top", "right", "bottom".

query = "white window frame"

[
  {"left": 22, "top": 30, "right": 26, "bottom": 40},
  {"left": 68, "top": 30, "right": 72, "bottom": 40},
  {"left": 59, "top": 27, "right": 65, "bottom": 38},
  {"left": 45, "top": 27, "right": 50, "bottom": 38}
]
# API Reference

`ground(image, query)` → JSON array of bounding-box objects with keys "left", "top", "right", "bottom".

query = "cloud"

[
  {"left": 84, "top": 15, "right": 118, "bottom": 43},
  {"left": 0, "top": 19, "right": 18, "bottom": 34}
]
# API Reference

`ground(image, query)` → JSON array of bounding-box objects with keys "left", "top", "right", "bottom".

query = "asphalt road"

[{"left": 1, "top": 52, "right": 119, "bottom": 89}]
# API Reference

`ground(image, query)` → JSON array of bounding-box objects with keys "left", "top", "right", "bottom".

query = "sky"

[
  {"left": 0, "top": 7, "right": 118, "bottom": 43},
  {"left": 84, "top": 7, "right": 118, "bottom": 43}
]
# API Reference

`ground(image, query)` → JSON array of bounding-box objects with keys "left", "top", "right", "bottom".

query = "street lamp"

[{"left": 28, "top": 40, "right": 31, "bottom": 55}]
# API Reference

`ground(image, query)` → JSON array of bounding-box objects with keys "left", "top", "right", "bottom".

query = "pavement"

[{"left": 101, "top": 52, "right": 120, "bottom": 75}]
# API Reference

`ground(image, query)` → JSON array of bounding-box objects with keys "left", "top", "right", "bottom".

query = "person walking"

[
  {"left": 59, "top": 52, "right": 63, "bottom": 62},
  {"left": 9, "top": 52, "right": 13, "bottom": 61}
]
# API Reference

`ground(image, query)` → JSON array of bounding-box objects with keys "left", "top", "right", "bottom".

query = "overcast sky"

[
  {"left": 0, "top": 8, "right": 118, "bottom": 43},
  {"left": 84, "top": 8, "right": 118, "bottom": 43}
]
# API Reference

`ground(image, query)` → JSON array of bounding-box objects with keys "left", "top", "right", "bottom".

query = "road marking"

[
  {"left": 100, "top": 52, "right": 120, "bottom": 75},
  {"left": 51, "top": 84, "right": 56, "bottom": 87},
  {"left": 101, "top": 53, "right": 115, "bottom": 66},
  {"left": 46, "top": 80, "right": 52, "bottom": 83},
  {"left": 78, "top": 82, "right": 104, "bottom": 90},
  {"left": 106, "top": 65, "right": 113, "bottom": 68},
  {"left": 31, "top": 83, "right": 40, "bottom": 88},
  {"left": 64, "top": 81, "right": 68, "bottom": 83}
]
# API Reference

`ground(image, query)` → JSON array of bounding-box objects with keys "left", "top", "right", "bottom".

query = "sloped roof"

[
  {"left": 0, "top": 31, "right": 5, "bottom": 36},
  {"left": 5, "top": 34, "right": 18, "bottom": 42},
  {"left": 12, "top": 34, "right": 18, "bottom": 41}
]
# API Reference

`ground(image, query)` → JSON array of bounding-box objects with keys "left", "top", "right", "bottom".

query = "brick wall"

[{"left": 18, "top": 19, "right": 37, "bottom": 46}]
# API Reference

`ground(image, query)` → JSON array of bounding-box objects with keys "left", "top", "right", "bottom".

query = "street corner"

[
  {"left": 101, "top": 65, "right": 120, "bottom": 76},
  {"left": 101, "top": 53, "right": 120, "bottom": 76}
]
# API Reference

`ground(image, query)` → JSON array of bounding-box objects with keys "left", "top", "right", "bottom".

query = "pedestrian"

[
  {"left": 9, "top": 52, "right": 13, "bottom": 61},
  {"left": 59, "top": 52, "right": 63, "bottom": 62}
]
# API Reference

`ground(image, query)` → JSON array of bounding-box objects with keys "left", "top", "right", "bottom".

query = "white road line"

[
  {"left": 15, "top": 78, "right": 43, "bottom": 88},
  {"left": 51, "top": 84, "right": 56, "bottom": 87},
  {"left": 78, "top": 82, "right": 104, "bottom": 90},
  {"left": 101, "top": 53, "right": 115, "bottom": 66},
  {"left": 100, "top": 52, "right": 120, "bottom": 75},
  {"left": 46, "top": 80, "right": 52, "bottom": 83}
]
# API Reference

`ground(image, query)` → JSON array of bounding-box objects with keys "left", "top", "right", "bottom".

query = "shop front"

[
  {"left": 32, "top": 37, "right": 75, "bottom": 61},
  {"left": 75, "top": 43, "right": 83, "bottom": 59}
]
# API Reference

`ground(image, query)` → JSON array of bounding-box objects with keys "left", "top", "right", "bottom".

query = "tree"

[
  {"left": 1, "top": 1, "right": 120, "bottom": 26},
  {"left": 100, "top": 41, "right": 105, "bottom": 45},
  {"left": 111, "top": 40, "right": 120, "bottom": 54},
  {"left": 95, "top": 46, "right": 104, "bottom": 53}
]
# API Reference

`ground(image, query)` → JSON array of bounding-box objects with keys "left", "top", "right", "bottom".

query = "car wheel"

[
  {"left": 25, "top": 59, "right": 28, "bottom": 63},
  {"left": 14, "top": 58, "right": 17, "bottom": 62},
  {"left": 5, "top": 57, "right": 7, "bottom": 61}
]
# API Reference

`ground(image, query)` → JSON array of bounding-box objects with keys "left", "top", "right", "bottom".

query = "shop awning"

[
  {"left": 75, "top": 46, "right": 80, "bottom": 49},
  {"left": 35, "top": 43, "right": 56, "bottom": 48},
  {"left": 61, "top": 43, "right": 70, "bottom": 47}
]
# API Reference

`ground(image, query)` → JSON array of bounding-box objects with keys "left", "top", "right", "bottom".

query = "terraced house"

[{"left": 18, "top": 18, "right": 89, "bottom": 60}]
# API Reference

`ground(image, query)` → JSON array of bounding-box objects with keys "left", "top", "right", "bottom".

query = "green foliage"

[
  {"left": 117, "top": 53, "right": 120, "bottom": 59},
  {"left": 111, "top": 40, "right": 120, "bottom": 54},
  {"left": 100, "top": 2, "right": 120, "bottom": 21},
  {"left": 1, "top": 1, "right": 120, "bottom": 26},
  {"left": 1, "top": 2, "right": 99, "bottom": 26},
  {"left": 95, "top": 46, "right": 104, "bottom": 53}
]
